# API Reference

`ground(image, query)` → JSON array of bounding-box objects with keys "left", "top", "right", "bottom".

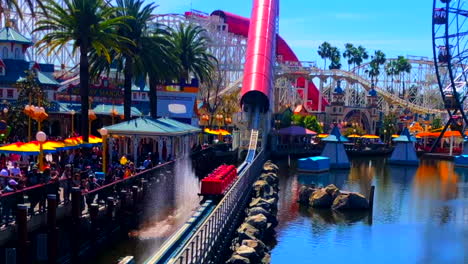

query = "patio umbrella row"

[
  {"left": 0, "top": 136, "right": 102, "bottom": 155},
  {"left": 416, "top": 131, "right": 463, "bottom": 138}
]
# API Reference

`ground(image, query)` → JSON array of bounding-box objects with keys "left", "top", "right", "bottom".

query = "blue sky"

[{"left": 156, "top": 0, "right": 433, "bottom": 63}]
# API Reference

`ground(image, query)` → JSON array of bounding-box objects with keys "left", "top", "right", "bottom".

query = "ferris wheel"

[{"left": 432, "top": 0, "right": 468, "bottom": 134}]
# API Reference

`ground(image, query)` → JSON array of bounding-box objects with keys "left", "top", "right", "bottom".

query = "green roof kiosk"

[{"left": 102, "top": 117, "right": 201, "bottom": 165}]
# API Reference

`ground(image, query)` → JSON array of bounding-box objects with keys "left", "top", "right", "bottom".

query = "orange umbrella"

[
  {"left": 64, "top": 135, "right": 102, "bottom": 147},
  {"left": 361, "top": 135, "right": 380, "bottom": 139},
  {"left": 203, "top": 128, "right": 231, "bottom": 136},
  {"left": 416, "top": 132, "right": 435, "bottom": 137},
  {"left": 442, "top": 131, "right": 462, "bottom": 137}
]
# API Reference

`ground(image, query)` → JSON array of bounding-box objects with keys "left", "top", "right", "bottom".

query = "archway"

[{"left": 343, "top": 109, "right": 372, "bottom": 133}]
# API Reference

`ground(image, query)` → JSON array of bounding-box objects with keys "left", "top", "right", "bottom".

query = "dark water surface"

[{"left": 271, "top": 158, "right": 468, "bottom": 264}]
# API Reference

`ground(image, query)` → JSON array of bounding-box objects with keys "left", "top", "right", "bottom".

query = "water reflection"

[
  {"left": 298, "top": 206, "right": 369, "bottom": 225},
  {"left": 271, "top": 158, "right": 468, "bottom": 264}
]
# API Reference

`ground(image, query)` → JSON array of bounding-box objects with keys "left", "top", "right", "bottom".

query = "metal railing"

[
  {"left": 166, "top": 150, "right": 266, "bottom": 264},
  {"left": 0, "top": 161, "right": 174, "bottom": 226},
  {"left": 79, "top": 161, "right": 175, "bottom": 216}
]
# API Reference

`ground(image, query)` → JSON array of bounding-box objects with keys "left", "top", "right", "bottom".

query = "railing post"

[
  {"left": 132, "top": 186, "right": 139, "bottom": 207},
  {"left": 106, "top": 197, "right": 115, "bottom": 220},
  {"left": 16, "top": 204, "right": 29, "bottom": 264},
  {"left": 141, "top": 179, "right": 148, "bottom": 198},
  {"left": 120, "top": 190, "right": 128, "bottom": 210},
  {"left": 71, "top": 187, "right": 82, "bottom": 264},
  {"left": 190, "top": 241, "right": 194, "bottom": 263},
  {"left": 47, "top": 194, "right": 58, "bottom": 264},
  {"left": 71, "top": 187, "right": 81, "bottom": 222},
  {"left": 90, "top": 203, "right": 99, "bottom": 245}
]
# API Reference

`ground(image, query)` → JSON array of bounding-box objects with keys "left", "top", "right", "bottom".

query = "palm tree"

[
  {"left": 385, "top": 60, "right": 399, "bottom": 93},
  {"left": 34, "top": 0, "right": 131, "bottom": 142},
  {"left": 342, "top": 43, "right": 355, "bottom": 71},
  {"left": 169, "top": 23, "right": 216, "bottom": 83},
  {"left": 366, "top": 50, "right": 386, "bottom": 86},
  {"left": 146, "top": 30, "right": 179, "bottom": 118},
  {"left": 329, "top": 46, "right": 341, "bottom": 70},
  {"left": 318, "top": 41, "right": 332, "bottom": 70},
  {"left": 396, "top": 56, "right": 412, "bottom": 98},
  {"left": 0, "top": 0, "right": 45, "bottom": 24},
  {"left": 112, "top": 0, "right": 179, "bottom": 120},
  {"left": 354, "top": 45, "right": 369, "bottom": 68}
]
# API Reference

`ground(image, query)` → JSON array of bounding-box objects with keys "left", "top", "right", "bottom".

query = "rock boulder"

[
  {"left": 309, "top": 188, "right": 333, "bottom": 208},
  {"left": 261, "top": 252, "right": 271, "bottom": 264},
  {"left": 263, "top": 161, "right": 279, "bottom": 174},
  {"left": 226, "top": 254, "right": 251, "bottom": 264},
  {"left": 236, "top": 245, "right": 260, "bottom": 263},
  {"left": 324, "top": 184, "right": 340, "bottom": 199},
  {"left": 241, "top": 239, "right": 267, "bottom": 259},
  {"left": 237, "top": 223, "right": 262, "bottom": 240},
  {"left": 259, "top": 173, "right": 279, "bottom": 189},
  {"left": 332, "top": 192, "right": 369, "bottom": 210},
  {"left": 298, "top": 186, "right": 315, "bottom": 204},
  {"left": 253, "top": 180, "right": 278, "bottom": 200},
  {"left": 249, "top": 197, "right": 278, "bottom": 215},
  {"left": 245, "top": 214, "right": 268, "bottom": 232}
]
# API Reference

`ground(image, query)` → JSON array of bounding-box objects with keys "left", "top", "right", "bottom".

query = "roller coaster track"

[{"left": 307, "top": 68, "right": 445, "bottom": 114}]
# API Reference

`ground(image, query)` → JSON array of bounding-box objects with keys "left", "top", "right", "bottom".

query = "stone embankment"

[
  {"left": 226, "top": 161, "right": 279, "bottom": 264},
  {"left": 299, "top": 184, "right": 369, "bottom": 210}
]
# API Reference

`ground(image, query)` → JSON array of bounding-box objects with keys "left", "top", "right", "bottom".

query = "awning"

[
  {"left": 93, "top": 104, "right": 142, "bottom": 117},
  {"left": 277, "top": 126, "right": 317, "bottom": 136},
  {"left": 103, "top": 117, "right": 201, "bottom": 136}
]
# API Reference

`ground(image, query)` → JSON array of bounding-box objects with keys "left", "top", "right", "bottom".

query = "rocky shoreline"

[{"left": 226, "top": 161, "right": 280, "bottom": 264}]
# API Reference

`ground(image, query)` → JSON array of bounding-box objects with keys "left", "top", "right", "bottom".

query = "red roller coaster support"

[{"left": 240, "top": 0, "right": 279, "bottom": 113}]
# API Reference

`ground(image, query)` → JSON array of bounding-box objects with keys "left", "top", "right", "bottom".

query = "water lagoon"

[{"left": 271, "top": 158, "right": 468, "bottom": 264}]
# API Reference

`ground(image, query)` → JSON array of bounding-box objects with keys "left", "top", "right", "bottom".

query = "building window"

[
  {"left": 0, "top": 67, "right": 5, "bottom": 76},
  {"left": 133, "top": 93, "right": 137, "bottom": 100},
  {"left": 14, "top": 48, "right": 20, "bottom": 59},
  {"left": 333, "top": 107, "right": 336, "bottom": 113},
  {"left": 7, "top": 89, "right": 13, "bottom": 98},
  {"left": 0, "top": 89, "right": 3, "bottom": 97},
  {"left": 142, "top": 93, "right": 146, "bottom": 100},
  {"left": 2, "top": 47, "right": 7, "bottom": 59}
]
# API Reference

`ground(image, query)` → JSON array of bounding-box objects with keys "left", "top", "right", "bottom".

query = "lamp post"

[
  {"left": 110, "top": 108, "right": 118, "bottom": 125},
  {"left": 215, "top": 114, "right": 223, "bottom": 129},
  {"left": 224, "top": 117, "right": 232, "bottom": 130},
  {"left": 88, "top": 110, "right": 97, "bottom": 138},
  {"left": 36, "top": 131, "right": 46, "bottom": 172},
  {"left": 384, "top": 129, "right": 387, "bottom": 144},
  {"left": 70, "top": 110, "right": 75, "bottom": 136},
  {"left": 99, "top": 128, "right": 108, "bottom": 174}
]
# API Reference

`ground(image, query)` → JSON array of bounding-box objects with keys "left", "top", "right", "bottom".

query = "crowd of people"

[{"left": 0, "top": 146, "right": 163, "bottom": 225}]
